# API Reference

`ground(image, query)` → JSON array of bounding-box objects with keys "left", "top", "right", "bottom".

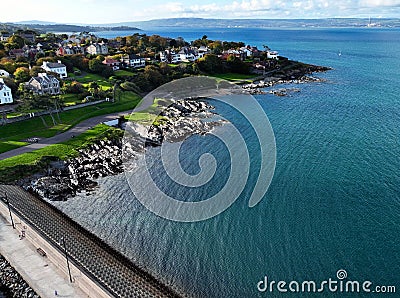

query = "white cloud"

[
  {"left": 2, "top": 0, "right": 400, "bottom": 23},
  {"left": 359, "top": 0, "right": 400, "bottom": 7}
]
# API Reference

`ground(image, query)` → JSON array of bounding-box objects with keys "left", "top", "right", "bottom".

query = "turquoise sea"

[{"left": 54, "top": 28, "right": 400, "bottom": 297}]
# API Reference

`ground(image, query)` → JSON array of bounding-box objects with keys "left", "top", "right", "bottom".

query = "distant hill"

[
  {"left": 4, "top": 18, "right": 400, "bottom": 34},
  {"left": 1, "top": 22, "right": 141, "bottom": 34},
  {"left": 14, "top": 20, "right": 57, "bottom": 25},
  {"left": 97, "top": 17, "right": 400, "bottom": 29}
]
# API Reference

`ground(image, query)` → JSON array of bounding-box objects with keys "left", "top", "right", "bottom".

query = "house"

[
  {"left": 9, "top": 49, "right": 25, "bottom": 59},
  {"left": 221, "top": 49, "right": 246, "bottom": 61},
  {"left": 159, "top": 47, "right": 202, "bottom": 64},
  {"left": 86, "top": 42, "right": 108, "bottom": 55},
  {"left": 178, "top": 47, "right": 198, "bottom": 62},
  {"left": 27, "top": 73, "right": 60, "bottom": 95},
  {"left": 121, "top": 54, "right": 146, "bottom": 68},
  {"left": 267, "top": 51, "right": 279, "bottom": 60},
  {"left": 0, "top": 32, "right": 11, "bottom": 42},
  {"left": 56, "top": 44, "right": 85, "bottom": 56},
  {"left": 197, "top": 46, "right": 210, "bottom": 58},
  {"left": 20, "top": 32, "right": 36, "bottom": 43},
  {"left": 0, "top": 69, "right": 10, "bottom": 77},
  {"left": 159, "top": 50, "right": 173, "bottom": 63},
  {"left": 0, "top": 78, "right": 13, "bottom": 105},
  {"left": 41, "top": 60, "right": 67, "bottom": 78},
  {"left": 240, "top": 46, "right": 253, "bottom": 58},
  {"left": 102, "top": 58, "right": 120, "bottom": 71},
  {"left": 22, "top": 45, "right": 44, "bottom": 60}
]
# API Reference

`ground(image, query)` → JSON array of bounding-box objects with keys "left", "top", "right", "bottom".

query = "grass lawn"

[
  {"left": 75, "top": 73, "right": 113, "bottom": 90},
  {"left": 125, "top": 98, "right": 171, "bottom": 126},
  {"left": 0, "top": 124, "right": 123, "bottom": 183},
  {"left": 114, "top": 70, "right": 135, "bottom": 77},
  {"left": 211, "top": 73, "right": 258, "bottom": 82},
  {"left": 0, "top": 91, "right": 141, "bottom": 154},
  {"left": 61, "top": 93, "right": 82, "bottom": 106}
]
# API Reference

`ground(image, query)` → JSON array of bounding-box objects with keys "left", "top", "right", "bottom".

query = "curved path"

[{"left": 0, "top": 98, "right": 153, "bottom": 161}]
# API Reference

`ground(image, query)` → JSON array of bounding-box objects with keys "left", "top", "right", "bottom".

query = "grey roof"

[
  {"left": 31, "top": 74, "right": 59, "bottom": 84},
  {"left": 45, "top": 62, "right": 66, "bottom": 68},
  {"left": 128, "top": 54, "right": 142, "bottom": 59}
]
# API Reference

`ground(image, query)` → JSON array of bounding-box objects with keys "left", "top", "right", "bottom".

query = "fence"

[{"left": 1, "top": 100, "right": 106, "bottom": 125}]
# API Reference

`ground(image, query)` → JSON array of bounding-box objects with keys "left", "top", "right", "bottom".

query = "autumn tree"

[{"left": 14, "top": 67, "right": 30, "bottom": 83}]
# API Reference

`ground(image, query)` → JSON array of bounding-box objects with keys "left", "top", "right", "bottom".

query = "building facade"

[
  {"left": 27, "top": 73, "right": 60, "bottom": 95},
  {"left": 41, "top": 61, "right": 68, "bottom": 78},
  {"left": 86, "top": 42, "right": 109, "bottom": 55},
  {"left": 0, "top": 78, "right": 13, "bottom": 105}
]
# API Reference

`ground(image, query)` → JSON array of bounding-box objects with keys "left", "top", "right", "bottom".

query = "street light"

[
  {"left": 60, "top": 237, "right": 73, "bottom": 283},
  {"left": 0, "top": 192, "right": 15, "bottom": 229}
]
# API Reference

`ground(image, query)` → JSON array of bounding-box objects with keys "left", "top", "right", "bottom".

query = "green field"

[
  {"left": 0, "top": 124, "right": 123, "bottom": 183},
  {"left": 114, "top": 70, "right": 136, "bottom": 77},
  {"left": 75, "top": 73, "right": 113, "bottom": 90},
  {"left": 0, "top": 91, "right": 141, "bottom": 154},
  {"left": 61, "top": 93, "right": 82, "bottom": 106}
]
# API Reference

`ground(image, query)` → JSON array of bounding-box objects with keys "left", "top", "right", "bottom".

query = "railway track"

[{"left": 0, "top": 185, "right": 181, "bottom": 298}]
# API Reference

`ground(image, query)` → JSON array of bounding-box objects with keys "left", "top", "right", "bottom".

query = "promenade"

[
  {"left": 0, "top": 185, "right": 180, "bottom": 298},
  {"left": 0, "top": 215, "right": 87, "bottom": 297}
]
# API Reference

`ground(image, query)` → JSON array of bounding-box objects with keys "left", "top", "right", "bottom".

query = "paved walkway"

[
  {"left": 0, "top": 93, "right": 159, "bottom": 161},
  {"left": 0, "top": 215, "right": 87, "bottom": 298},
  {"left": 0, "top": 110, "right": 130, "bottom": 161},
  {"left": 0, "top": 185, "right": 179, "bottom": 298}
]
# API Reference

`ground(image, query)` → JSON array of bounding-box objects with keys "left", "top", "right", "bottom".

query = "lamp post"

[
  {"left": 1, "top": 192, "right": 15, "bottom": 229},
  {"left": 60, "top": 237, "right": 73, "bottom": 283}
]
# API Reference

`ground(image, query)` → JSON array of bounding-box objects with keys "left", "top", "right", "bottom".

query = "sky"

[{"left": 2, "top": 0, "right": 400, "bottom": 24}]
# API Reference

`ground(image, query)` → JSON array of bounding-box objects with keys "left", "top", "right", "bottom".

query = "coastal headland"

[{"left": 0, "top": 28, "right": 330, "bottom": 297}]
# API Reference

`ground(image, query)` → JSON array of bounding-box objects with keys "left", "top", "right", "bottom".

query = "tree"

[
  {"left": 20, "top": 94, "right": 61, "bottom": 126},
  {"left": 66, "top": 81, "right": 84, "bottom": 94},
  {"left": 143, "top": 65, "right": 164, "bottom": 89},
  {"left": 88, "top": 81, "right": 100, "bottom": 97},
  {"left": 196, "top": 54, "right": 223, "bottom": 74},
  {"left": 14, "top": 67, "right": 30, "bottom": 83},
  {"left": 88, "top": 58, "right": 103, "bottom": 73},
  {"left": 226, "top": 55, "right": 250, "bottom": 74},
  {"left": 30, "top": 66, "right": 43, "bottom": 77},
  {"left": 6, "top": 35, "right": 25, "bottom": 49}
]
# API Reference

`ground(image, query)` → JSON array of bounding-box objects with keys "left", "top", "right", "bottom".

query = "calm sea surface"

[{"left": 54, "top": 28, "right": 400, "bottom": 297}]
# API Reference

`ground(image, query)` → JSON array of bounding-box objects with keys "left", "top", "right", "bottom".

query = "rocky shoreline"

[
  {"left": 242, "top": 75, "right": 327, "bottom": 95},
  {"left": 243, "top": 63, "right": 331, "bottom": 95},
  {"left": 0, "top": 255, "right": 39, "bottom": 298},
  {"left": 21, "top": 99, "right": 221, "bottom": 201}
]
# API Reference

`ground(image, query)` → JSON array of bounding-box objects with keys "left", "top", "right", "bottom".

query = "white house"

[
  {"left": 86, "top": 42, "right": 108, "bottom": 55},
  {"left": 197, "top": 46, "right": 210, "bottom": 59},
  {"left": 267, "top": 51, "right": 279, "bottom": 60},
  {"left": 0, "top": 69, "right": 10, "bottom": 77},
  {"left": 178, "top": 47, "right": 198, "bottom": 62},
  {"left": 121, "top": 54, "right": 146, "bottom": 68},
  {"left": 41, "top": 60, "right": 67, "bottom": 78},
  {"left": 0, "top": 78, "right": 13, "bottom": 105}
]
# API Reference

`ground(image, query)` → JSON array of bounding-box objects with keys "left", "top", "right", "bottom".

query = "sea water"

[{"left": 53, "top": 28, "right": 400, "bottom": 297}]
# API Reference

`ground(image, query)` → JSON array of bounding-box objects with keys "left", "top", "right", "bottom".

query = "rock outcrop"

[
  {"left": 0, "top": 255, "right": 39, "bottom": 298},
  {"left": 23, "top": 99, "right": 221, "bottom": 201}
]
